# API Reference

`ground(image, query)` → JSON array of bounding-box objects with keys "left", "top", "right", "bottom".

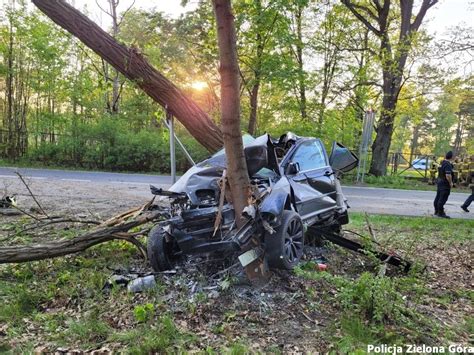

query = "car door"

[
  {"left": 328, "top": 141, "right": 359, "bottom": 173},
  {"left": 285, "top": 139, "right": 337, "bottom": 219}
]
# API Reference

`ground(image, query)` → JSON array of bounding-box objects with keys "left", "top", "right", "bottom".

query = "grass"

[
  {"left": 296, "top": 212, "right": 473, "bottom": 352},
  {"left": 342, "top": 174, "right": 472, "bottom": 192},
  {"left": 0, "top": 213, "right": 472, "bottom": 352},
  {"left": 348, "top": 212, "right": 474, "bottom": 242}
]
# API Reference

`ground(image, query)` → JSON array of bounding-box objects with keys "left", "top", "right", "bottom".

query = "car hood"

[{"left": 169, "top": 134, "right": 276, "bottom": 205}]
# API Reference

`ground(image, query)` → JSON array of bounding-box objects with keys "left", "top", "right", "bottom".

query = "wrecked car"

[{"left": 147, "top": 133, "right": 358, "bottom": 271}]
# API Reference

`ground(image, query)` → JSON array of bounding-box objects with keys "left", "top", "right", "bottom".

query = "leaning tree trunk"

[
  {"left": 32, "top": 0, "right": 223, "bottom": 153},
  {"left": 213, "top": 0, "right": 251, "bottom": 226}
]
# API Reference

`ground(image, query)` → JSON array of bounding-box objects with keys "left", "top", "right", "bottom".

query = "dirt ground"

[{"left": 1, "top": 177, "right": 150, "bottom": 219}]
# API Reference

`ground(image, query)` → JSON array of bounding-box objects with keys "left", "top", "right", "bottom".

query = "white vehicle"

[{"left": 411, "top": 158, "right": 431, "bottom": 170}]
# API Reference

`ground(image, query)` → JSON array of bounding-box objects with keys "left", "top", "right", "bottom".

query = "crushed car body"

[{"left": 148, "top": 132, "right": 359, "bottom": 271}]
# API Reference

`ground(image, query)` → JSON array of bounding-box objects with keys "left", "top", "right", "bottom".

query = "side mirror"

[{"left": 286, "top": 162, "right": 300, "bottom": 175}]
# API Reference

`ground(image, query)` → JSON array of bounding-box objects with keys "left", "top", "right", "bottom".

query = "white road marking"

[
  {"left": 0, "top": 174, "right": 46, "bottom": 180},
  {"left": 110, "top": 181, "right": 152, "bottom": 185},
  {"left": 60, "top": 178, "right": 91, "bottom": 182},
  {"left": 343, "top": 185, "right": 468, "bottom": 197},
  {"left": 346, "top": 194, "right": 464, "bottom": 203}
]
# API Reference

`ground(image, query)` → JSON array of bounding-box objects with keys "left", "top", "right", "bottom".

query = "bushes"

[
  {"left": 26, "top": 119, "right": 208, "bottom": 173},
  {"left": 364, "top": 175, "right": 408, "bottom": 187}
]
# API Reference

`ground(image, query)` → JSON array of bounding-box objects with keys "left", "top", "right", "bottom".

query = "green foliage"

[
  {"left": 340, "top": 272, "right": 403, "bottom": 323},
  {"left": 133, "top": 303, "right": 155, "bottom": 323},
  {"left": 296, "top": 269, "right": 414, "bottom": 326},
  {"left": 112, "top": 315, "right": 195, "bottom": 353},
  {"left": 0, "top": 1, "right": 472, "bottom": 171},
  {"left": 363, "top": 175, "right": 407, "bottom": 187},
  {"left": 336, "top": 317, "right": 379, "bottom": 354},
  {"left": 63, "top": 314, "right": 112, "bottom": 345},
  {"left": 0, "top": 284, "right": 45, "bottom": 324},
  {"left": 25, "top": 118, "right": 208, "bottom": 172}
]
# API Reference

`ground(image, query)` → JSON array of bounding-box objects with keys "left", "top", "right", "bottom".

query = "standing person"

[
  {"left": 461, "top": 189, "right": 474, "bottom": 212},
  {"left": 461, "top": 156, "right": 474, "bottom": 212},
  {"left": 433, "top": 151, "right": 454, "bottom": 218}
]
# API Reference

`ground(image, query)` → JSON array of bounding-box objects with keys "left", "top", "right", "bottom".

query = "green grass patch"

[
  {"left": 111, "top": 315, "right": 196, "bottom": 354},
  {"left": 342, "top": 174, "right": 471, "bottom": 192},
  {"left": 348, "top": 212, "right": 473, "bottom": 243}
]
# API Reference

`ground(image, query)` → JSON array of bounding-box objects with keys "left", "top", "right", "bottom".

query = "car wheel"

[
  {"left": 147, "top": 226, "right": 175, "bottom": 271},
  {"left": 265, "top": 210, "right": 304, "bottom": 270}
]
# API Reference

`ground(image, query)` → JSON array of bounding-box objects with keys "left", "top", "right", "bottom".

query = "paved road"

[{"left": 1, "top": 167, "right": 472, "bottom": 220}]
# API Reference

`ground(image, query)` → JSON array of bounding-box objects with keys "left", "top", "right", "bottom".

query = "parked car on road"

[
  {"left": 147, "top": 133, "right": 358, "bottom": 271},
  {"left": 411, "top": 158, "right": 432, "bottom": 170}
]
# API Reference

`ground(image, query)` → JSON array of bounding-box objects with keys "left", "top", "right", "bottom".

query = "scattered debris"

[
  {"left": 0, "top": 195, "right": 20, "bottom": 216},
  {"left": 309, "top": 226, "right": 412, "bottom": 272},
  {"left": 127, "top": 275, "right": 156, "bottom": 293},
  {"left": 0, "top": 195, "right": 16, "bottom": 208}
]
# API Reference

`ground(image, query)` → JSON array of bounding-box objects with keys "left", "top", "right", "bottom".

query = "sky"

[{"left": 74, "top": 0, "right": 473, "bottom": 38}]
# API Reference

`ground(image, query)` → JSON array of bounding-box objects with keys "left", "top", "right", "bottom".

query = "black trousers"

[
  {"left": 434, "top": 188, "right": 450, "bottom": 214},
  {"left": 462, "top": 193, "right": 474, "bottom": 208}
]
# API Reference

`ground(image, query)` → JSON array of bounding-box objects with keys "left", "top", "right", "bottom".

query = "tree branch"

[
  {"left": 411, "top": 0, "right": 438, "bottom": 32},
  {"left": 341, "top": 0, "right": 382, "bottom": 36}
]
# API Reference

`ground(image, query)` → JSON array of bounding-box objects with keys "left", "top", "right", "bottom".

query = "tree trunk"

[
  {"left": 32, "top": 0, "right": 223, "bottom": 153},
  {"left": 247, "top": 81, "right": 260, "bottom": 136},
  {"left": 246, "top": 0, "right": 263, "bottom": 136},
  {"left": 213, "top": 0, "right": 251, "bottom": 227},
  {"left": 369, "top": 70, "right": 397, "bottom": 176},
  {"left": 295, "top": 4, "right": 307, "bottom": 120},
  {"left": 6, "top": 13, "right": 14, "bottom": 159},
  {"left": 409, "top": 124, "right": 420, "bottom": 164},
  {"left": 453, "top": 113, "right": 463, "bottom": 156},
  {"left": 369, "top": 109, "right": 394, "bottom": 176},
  {"left": 110, "top": 0, "right": 120, "bottom": 114}
]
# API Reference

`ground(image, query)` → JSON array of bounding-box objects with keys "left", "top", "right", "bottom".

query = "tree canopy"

[{"left": 0, "top": 0, "right": 472, "bottom": 174}]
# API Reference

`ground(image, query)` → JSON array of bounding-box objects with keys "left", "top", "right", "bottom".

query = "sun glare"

[{"left": 191, "top": 81, "right": 208, "bottom": 90}]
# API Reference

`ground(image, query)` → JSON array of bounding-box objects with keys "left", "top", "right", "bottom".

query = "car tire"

[
  {"left": 265, "top": 210, "right": 304, "bottom": 270},
  {"left": 147, "top": 226, "right": 174, "bottom": 272}
]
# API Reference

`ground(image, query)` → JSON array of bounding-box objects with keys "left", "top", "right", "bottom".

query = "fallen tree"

[
  {"left": 0, "top": 202, "right": 165, "bottom": 264},
  {"left": 32, "top": 0, "right": 223, "bottom": 153}
]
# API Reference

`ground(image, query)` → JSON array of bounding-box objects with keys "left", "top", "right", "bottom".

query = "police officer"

[
  {"left": 434, "top": 151, "right": 454, "bottom": 218},
  {"left": 461, "top": 155, "right": 474, "bottom": 212}
]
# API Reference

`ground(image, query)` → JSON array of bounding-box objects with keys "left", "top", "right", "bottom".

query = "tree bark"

[
  {"left": 213, "top": 0, "right": 251, "bottom": 227},
  {"left": 246, "top": 0, "right": 263, "bottom": 136},
  {"left": 409, "top": 124, "right": 420, "bottom": 164},
  {"left": 247, "top": 81, "right": 260, "bottom": 136},
  {"left": 0, "top": 210, "right": 163, "bottom": 264},
  {"left": 109, "top": 0, "right": 121, "bottom": 114},
  {"left": 295, "top": 3, "right": 307, "bottom": 120},
  {"left": 32, "top": 0, "right": 223, "bottom": 153},
  {"left": 6, "top": 10, "right": 14, "bottom": 159}
]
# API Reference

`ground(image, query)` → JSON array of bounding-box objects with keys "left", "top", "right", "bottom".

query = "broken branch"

[
  {"left": 15, "top": 172, "right": 49, "bottom": 218},
  {"left": 0, "top": 209, "right": 165, "bottom": 264}
]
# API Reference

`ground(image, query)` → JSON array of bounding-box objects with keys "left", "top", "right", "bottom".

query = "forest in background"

[{"left": 0, "top": 0, "right": 473, "bottom": 174}]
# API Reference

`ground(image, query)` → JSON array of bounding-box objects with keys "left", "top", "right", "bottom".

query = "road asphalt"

[{"left": 1, "top": 166, "right": 472, "bottom": 220}]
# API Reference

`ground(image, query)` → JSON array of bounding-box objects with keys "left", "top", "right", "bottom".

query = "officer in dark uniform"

[
  {"left": 434, "top": 151, "right": 454, "bottom": 218},
  {"left": 461, "top": 155, "right": 474, "bottom": 212}
]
